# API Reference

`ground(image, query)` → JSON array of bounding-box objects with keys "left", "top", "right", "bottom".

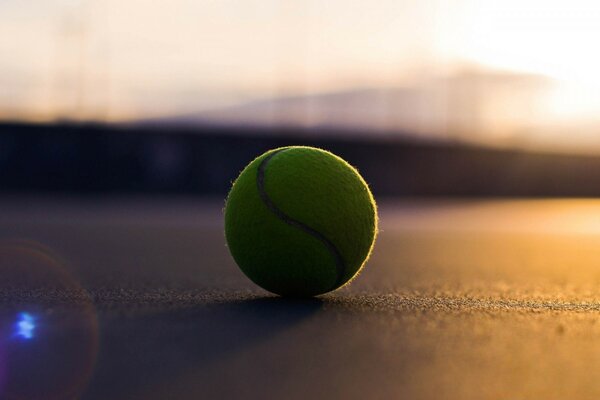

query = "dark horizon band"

[{"left": 256, "top": 149, "right": 346, "bottom": 289}]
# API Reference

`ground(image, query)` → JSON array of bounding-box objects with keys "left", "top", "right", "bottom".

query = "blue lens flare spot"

[{"left": 14, "top": 312, "right": 36, "bottom": 340}]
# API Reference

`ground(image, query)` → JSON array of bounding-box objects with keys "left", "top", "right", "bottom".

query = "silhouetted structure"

[{"left": 1, "top": 122, "right": 600, "bottom": 197}]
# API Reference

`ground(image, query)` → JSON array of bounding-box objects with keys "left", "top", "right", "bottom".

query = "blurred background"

[
  {"left": 2, "top": 0, "right": 600, "bottom": 197},
  {"left": 3, "top": 4, "right": 600, "bottom": 398}
]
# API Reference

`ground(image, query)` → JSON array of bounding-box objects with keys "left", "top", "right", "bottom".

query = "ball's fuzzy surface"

[{"left": 224, "top": 146, "right": 378, "bottom": 297}]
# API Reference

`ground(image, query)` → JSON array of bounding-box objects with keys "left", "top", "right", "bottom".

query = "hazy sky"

[
  {"left": 0, "top": 0, "right": 451, "bottom": 119},
  {"left": 2, "top": 0, "right": 600, "bottom": 150}
]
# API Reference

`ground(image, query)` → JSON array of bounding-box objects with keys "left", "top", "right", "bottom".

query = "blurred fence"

[{"left": 1, "top": 122, "right": 600, "bottom": 197}]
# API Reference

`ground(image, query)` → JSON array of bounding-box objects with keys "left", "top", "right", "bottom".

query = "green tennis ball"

[{"left": 224, "top": 146, "right": 378, "bottom": 297}]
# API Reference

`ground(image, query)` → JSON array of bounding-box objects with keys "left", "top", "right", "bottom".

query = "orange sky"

[{"left": 1, "top": 0, "right": 600, "bottom": 152}]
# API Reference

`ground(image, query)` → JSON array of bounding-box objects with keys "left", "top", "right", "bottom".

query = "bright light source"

[{"left": 14, "top": 312, "right": 36, "bottom": 340}]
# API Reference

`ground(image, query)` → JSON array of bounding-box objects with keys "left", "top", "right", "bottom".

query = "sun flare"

[{"left": 458, "top": 0, "right": 600, "bottom": 87}]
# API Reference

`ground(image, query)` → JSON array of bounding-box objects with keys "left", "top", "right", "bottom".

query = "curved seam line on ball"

[{"left": 257, "top": 149, "right": 346, "bottom": 289}]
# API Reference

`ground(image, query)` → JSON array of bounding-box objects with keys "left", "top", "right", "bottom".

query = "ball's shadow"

[{"left": 84, "top": 295, "right": 323, "bottom": 399}]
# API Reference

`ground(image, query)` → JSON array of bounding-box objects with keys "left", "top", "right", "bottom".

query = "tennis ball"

[{"left": 224, "top": 146, "right": 378, "bottom": 297}]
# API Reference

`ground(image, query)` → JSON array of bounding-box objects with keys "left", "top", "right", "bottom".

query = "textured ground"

[{"left": 0, "top": 198, "right": 600, "bottom": 399}]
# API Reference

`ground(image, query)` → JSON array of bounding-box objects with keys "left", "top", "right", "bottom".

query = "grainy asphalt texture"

[{"left": 0, "top": 198, "right": 599, "bottom": 399}]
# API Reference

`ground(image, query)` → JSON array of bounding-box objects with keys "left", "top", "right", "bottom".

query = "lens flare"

[
  {"left": 0, "top": 240, "right": 99, "bottom": 400},
  {"left": 13, "top": 313, "right": 35, "bottom": 340}
]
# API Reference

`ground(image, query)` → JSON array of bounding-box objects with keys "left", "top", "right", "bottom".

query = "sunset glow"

[
  {"left": 1, "top": 0, "right": 600, "bottom": 152},
  {"left": 456, "top": 0, "right": 600, "bottom": 87}
]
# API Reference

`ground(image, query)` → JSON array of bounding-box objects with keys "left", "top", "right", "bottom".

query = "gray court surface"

[{"left": 0, "top": 198, "right": 599, "bottom": 399}]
